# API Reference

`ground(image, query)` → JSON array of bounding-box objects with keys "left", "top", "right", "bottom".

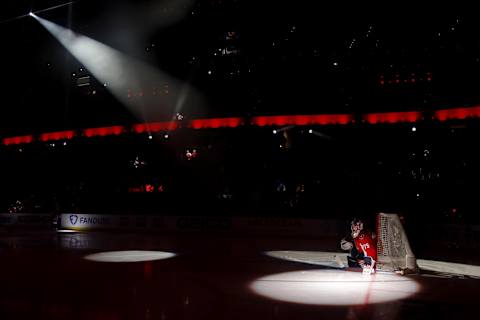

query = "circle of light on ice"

[
  {"left": 250, "top": 269, "right": 419, "bottom": 306},
  {"left": 84, "top": 250, "right": 176, "bottom": 263}
]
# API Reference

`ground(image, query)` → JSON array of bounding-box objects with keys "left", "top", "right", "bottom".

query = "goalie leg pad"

[{"left": 347, "top": 256, "right": 361, "bottom": 268}]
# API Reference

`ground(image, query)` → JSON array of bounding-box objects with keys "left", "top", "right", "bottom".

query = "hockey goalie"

[{"left": 340, "top": 218, "right": 377, "bottom": 274}]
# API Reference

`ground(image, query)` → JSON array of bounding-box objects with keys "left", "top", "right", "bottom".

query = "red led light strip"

[
  {"left": 434, "top": 106, "right": 480, "bottom": 121},
  {"left": 39, "top": 130, "right": 76, "bottom": 142},
  {"left": 363, "top": 111, "right": 422, "bottom": 124},
  {"left": 251, "top": 114, "right": 353, "bottom": 126},
  {"left": 4, "top": 107, "right": 480, "bottom": 146},
  {"left": 2, "top": 135, "right": 34, "bottom": 146},
  {"left": 132, "top": 121, "right": 178, "bottom": 133},
  {"left": 190, "top": 117, "right": 244, "bottom": 129},
  {"left": 83, "top": 126, "right": 125, "bottom": 137}
]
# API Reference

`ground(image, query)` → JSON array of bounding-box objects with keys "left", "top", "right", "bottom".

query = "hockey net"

[{"left": 376, "top": 213, "right": 416, "bottom": 273}]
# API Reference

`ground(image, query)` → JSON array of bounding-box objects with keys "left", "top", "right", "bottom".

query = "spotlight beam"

[
  {"left": 311, "top": 130, "right": 334, "bottom": 140},
  {"left": 31, "top": 15, "right": 204, "bottom": 122},
  {"left": 275, "top": 125, "right": 296, "bottom": 133},
  {"left": 0, "top": 13, "right": 29, "bottom": 25},
  {"left": 0, "top": 1, "right": 76, "bottom": 25},
  {"left": 33, "top": 1, "right": 76, "bottom": 15}
]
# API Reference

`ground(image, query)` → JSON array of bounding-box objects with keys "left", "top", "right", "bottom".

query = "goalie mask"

[{"left": 351, "top": 219, "right": 363, "bottom": 239}]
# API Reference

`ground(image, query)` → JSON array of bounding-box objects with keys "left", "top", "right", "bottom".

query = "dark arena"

[{"left": 2, "top": 1, "right": 480, "bottom": 319}]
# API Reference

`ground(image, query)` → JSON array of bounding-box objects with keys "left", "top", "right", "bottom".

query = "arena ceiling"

[{"left": 0, "top": 1, "right": 478, "bottom": 135}]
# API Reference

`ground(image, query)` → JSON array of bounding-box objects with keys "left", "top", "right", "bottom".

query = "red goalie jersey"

[{"left": 354, "top": 231, "right": 377, "bottom": 262}]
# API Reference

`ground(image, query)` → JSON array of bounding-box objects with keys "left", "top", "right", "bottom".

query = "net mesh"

[{"left": 376, "top": 213, "right": 416, "bottom": 272}]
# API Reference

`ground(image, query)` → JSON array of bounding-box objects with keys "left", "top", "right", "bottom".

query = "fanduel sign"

[{"left": 62, "top": 214, "right": 112, "bottom": 230}]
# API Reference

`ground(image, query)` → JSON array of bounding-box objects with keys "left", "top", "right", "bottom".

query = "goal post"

[{"left": 376, "top": 213, "right": 417, "bottom": 273}]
